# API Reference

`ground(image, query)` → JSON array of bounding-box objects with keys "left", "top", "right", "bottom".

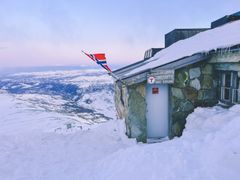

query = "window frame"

[{"left": 220, "top": 71, "right": 239, "bottom": 105}]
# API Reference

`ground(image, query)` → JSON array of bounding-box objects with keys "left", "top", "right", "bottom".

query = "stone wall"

[
  {"left": 114, "top": 82, "right": 131, "bottom": 119},
  {"left": 127, "top": 83, "right": 147, "bottom": 142},
  {"left": 115, "top": 62, "right": 219, "bottom": 141},
  {"left": 114, "top": 82, "right": 147, "bottom": 142},
  {"left": 171, "top": 62, "right": 218, "bottom": 137},
  {"left": 114, "top": 52, "right": 240, "bottom": 142}
]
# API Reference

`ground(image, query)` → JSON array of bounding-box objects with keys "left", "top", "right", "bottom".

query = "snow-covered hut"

[{"left": 113, "top": 11, "right": 240, "bottom": 142}]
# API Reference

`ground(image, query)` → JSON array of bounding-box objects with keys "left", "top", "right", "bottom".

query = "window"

[{"left": 220, "top": 71, "right": 239, "bottom": 104}]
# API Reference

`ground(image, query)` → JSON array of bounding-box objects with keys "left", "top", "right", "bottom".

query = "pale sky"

[{"left": 0, "top": 0, "right": 240, "bottom": 68}]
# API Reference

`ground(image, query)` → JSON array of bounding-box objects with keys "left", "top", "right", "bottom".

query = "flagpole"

[
  {"left": 81, "top": 50, "right": 126, "bottom": 85},
  {"left": 107, "top": 71, "right": 126, "bottom": 85}
]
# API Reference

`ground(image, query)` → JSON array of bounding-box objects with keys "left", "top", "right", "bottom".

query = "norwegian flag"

[{"left": 82, "top": 51, "right": 112, "bottom": 73}]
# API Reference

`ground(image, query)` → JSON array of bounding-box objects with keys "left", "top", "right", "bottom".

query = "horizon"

[
  {"left": 0, "top": 0, "right": 240, "bottom": 68},
  {"left": 0, "top": 64, "right": 123, "bottom": 75}
]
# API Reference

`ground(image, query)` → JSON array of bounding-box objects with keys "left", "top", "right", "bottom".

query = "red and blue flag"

[{"left": 82, "top": 51, "right": 112, "bottom": 73}]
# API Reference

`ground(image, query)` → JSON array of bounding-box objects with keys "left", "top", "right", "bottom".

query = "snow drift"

[
  {"left": 81, "top": 105, "right": 240, "bottom": 180},
  {"left": 0, "top": 89, "right": 239, "bottom": 180}
]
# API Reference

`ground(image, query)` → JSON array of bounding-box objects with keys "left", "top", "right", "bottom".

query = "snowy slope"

[
  {"left": 0, "top": 69, "right": 240, "bottom": 180},
  {"left": 0, "top": 69, "right": 115, "bottom": 124},
  {"left": 80, "top": 105, "right": 240, "bottom": 180},
  {"left": 0, "top": 93, "right": 134, "bottom": 180},
  {"left": 127, "top": 20, "right": 240, "bottom": 76},
  {"left": 0, "top": 92, "right": 87, "bottom": 135},
  {"left": 0, "top": 88, "right": 240, "bottom": 180}
]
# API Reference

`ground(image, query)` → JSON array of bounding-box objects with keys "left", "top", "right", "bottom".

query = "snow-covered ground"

[
  {"left": 0, "top": 69, "right": 240, "bottom": 180},
  {"left": 0, "top": 92, "right": 134, "bottom": 180},
  {"left": 85, "top": 105, "right": 240, "bottom": 180},
  {"left": 0, "top": 91, "right": 240, "bottom": 180}
]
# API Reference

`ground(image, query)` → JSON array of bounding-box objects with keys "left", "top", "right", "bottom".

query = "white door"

[{"left": 146, "top": 84, "right": 169, "bottom": 138}]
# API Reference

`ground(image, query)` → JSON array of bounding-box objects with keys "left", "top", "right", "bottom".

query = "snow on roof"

[{"left": 127, "top": 20, "right": 240, "bottom": 76}]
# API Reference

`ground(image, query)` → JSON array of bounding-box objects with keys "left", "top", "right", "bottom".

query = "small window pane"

[
  {"left": 224, "top": 88, "right": 230, "bottom": 100},
  {"left": 225, "top": 73, "right": 231, "bottom": 87},
  {"left": 233, "top": 89, "right": 239, "bottom": 104}
]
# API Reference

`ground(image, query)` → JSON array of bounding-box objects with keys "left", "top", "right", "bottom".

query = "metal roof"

[
  {"left": 113, "top": 44, "right": 240, "bottom": 85},
  {"left": 113, "top": 53, "right": 209, "bottom": 84}
]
